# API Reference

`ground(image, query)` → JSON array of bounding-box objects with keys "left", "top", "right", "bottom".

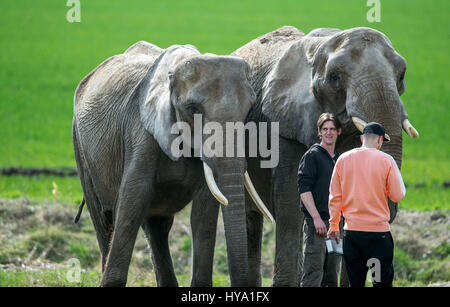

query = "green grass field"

[
  {"left": 1, "top": 0, "right": 448, "bottom": 210},
  {"left": 0, "top": 0, "right": 448, "bottom": 286}
]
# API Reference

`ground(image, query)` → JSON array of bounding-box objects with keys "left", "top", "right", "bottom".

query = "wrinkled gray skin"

[
  {"left": 191, "top": 26, "right": 414, "bottom": 286},
  {"left": 73, "top": 41, "right": 255, "bottom": 287}
]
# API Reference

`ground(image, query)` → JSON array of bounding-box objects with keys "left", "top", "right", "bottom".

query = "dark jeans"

[{"left": 343, "top": 230, "right": 394, "bottom": 287}]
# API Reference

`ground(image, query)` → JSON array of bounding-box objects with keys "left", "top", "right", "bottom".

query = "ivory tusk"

[
  {"left": 352, "top": 116, "right": 390, "bottom": 142},
  {"left": 402, "top": 119, "right": 419, "bottom": 139},
  {"left": 351, "top": 116, "right": 367, "bottom": 133},
  {"left": 203, "top": 162, "right": 228, "bottom": 206},
  {"left": 244, "top": 171, "right": 275, "bottom": 224},
  {"left": 203, "top": 162, "right": 275, "bottom": 223}
]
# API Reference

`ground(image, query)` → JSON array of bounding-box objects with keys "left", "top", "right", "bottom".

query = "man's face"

[{"left": 319, "top": 120, "right": 341, "bottom": 146}]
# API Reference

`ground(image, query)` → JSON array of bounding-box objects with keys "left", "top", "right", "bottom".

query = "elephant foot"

[
  {"left": 100, "top": 278, "right": 127, "bottom": 287},
  {"left": 272, "top": 268, "right": 300, "bottom": 287},
  {"left": 100, "top": 268, "right": 128, "bottom": 287},
  {"left": 156, "top": 277, "right": 179, "bottom": 287},
  {"left": 190, "top": 280, "right": 212, "bottom": 287}
]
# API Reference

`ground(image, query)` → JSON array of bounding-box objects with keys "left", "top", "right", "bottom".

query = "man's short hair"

[
  {"left": 362, "top": 133, "right": 380, "bottom": 142},
  {"left": 317, "top": 113, "right": 342, "bottom": 130}
]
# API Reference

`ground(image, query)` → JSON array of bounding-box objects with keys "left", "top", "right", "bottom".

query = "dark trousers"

[
  {"left": 343, "top": 230, "right": 394, "bottom": 287},
  {"left": 302, "top": 218, "right": 341, "bottom": 287}
]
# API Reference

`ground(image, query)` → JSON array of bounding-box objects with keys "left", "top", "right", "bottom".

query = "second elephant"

[{"left": 191, "top": 25, "right": 419, "bottom": 286}]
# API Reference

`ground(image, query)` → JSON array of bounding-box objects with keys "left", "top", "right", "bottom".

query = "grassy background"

[
  {"left": 0, "top": 0, "right": 448, "bottom": 286},
  {"left": 0, "top": 0, "right": 448, "bottom": 210}
]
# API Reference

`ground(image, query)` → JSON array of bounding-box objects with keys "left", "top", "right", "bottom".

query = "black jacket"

[{"left": 297, "top": 144, "right": 339, "bottom": 221}]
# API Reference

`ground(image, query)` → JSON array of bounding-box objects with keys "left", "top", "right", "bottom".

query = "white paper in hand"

[{"left": 325, "top": 238, "right": 343, "bottom": 255}]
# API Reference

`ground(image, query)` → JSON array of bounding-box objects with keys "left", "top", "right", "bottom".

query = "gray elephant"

[
  {"left": 72, "top": 41, "right": 269, "bottom": 286},
  {"left": 191, "top": 26, "right": 419, "bottom": 286}
]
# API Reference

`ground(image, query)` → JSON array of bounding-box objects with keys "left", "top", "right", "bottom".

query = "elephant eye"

[
  {"left": 328, "top": 72, "right": 341, "bottom": 90},
  {"left": 186, "top": 103, "right": 201, "bottom": 114},
  {"left": 397, "top": 70, "right": 406, "bottom": 95},
  {"left": 329, "top": 72, "right": 340, "bottom": 83}
]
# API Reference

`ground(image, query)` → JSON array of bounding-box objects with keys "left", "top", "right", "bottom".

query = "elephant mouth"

[{"left": 202, "top": 162, "right": 275, "bottom": 223}]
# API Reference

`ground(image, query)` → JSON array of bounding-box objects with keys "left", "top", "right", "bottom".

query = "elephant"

[
  {"left": 190, "top": 26, "right": 419, "bottom": 287},
  {"left": 72, "top": 40, "right": 269, "bottom": 286}
]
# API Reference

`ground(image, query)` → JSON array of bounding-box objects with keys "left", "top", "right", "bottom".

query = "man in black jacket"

[{"left": 298, "top": 113, "right": 341, "bottom": 287}]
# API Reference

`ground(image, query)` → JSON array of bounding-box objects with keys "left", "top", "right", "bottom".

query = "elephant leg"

[
  {"left": 78, "top": 170, "right": 113, "bottom": 272},
  {"left": 340, "top": 258, "right": 349, "bottom": 287},
  {"left": 246, "top": 208, "right": 263, "bottom": 287},
  {"left": 142, "top": 215, "right": 178, "bottom": 287},
  {"left": 190, "top": 184, "right": 220, "bottom": 287},
  {"left": 272, "top": 139, "right": 305, "bottom": 287},
  {"left": 272, "top": 182, "right": 304, "bottom": 287},
  {"left": 100, "top": 165, "right": 153, "bottom": 287},
  {"left": 85, "top": 195, "right": 113, "bottom": 273}
]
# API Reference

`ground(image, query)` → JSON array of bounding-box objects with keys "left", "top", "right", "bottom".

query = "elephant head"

[
  {"left": 136, "top": 45, "right": 269, "bottom": 286},
  {"left": 261, "top": 27, "right": 419, "bottom": 222}
]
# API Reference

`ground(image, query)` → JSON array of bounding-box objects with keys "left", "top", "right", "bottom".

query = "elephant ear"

[
  {"left": 261, "top": 40, "right": 324, "bottom": 147},
  {"left": 135, "top": 45, "right": 200, "bottom": 160}
]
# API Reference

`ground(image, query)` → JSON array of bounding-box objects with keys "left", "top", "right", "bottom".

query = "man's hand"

[
  {"left": 313, "top": 217, "right": 327, "bottom": 236},
  {"left": 300, "top": 192, "right": 328, "bottom": 236},
  {"left": 327, "top": 229, "right": 340, "bottom": 244}
]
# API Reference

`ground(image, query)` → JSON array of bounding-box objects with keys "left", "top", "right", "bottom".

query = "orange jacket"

[{"left": 328, "top": 147, "right": 406, "bottom": 232}]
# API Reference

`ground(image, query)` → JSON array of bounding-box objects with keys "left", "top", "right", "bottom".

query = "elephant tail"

[
  {"left": 72, "top": 119, "right": 89, "bottom": 225},
  {"left": 74, "top": 198, "right": 85, "bottom": 224}
]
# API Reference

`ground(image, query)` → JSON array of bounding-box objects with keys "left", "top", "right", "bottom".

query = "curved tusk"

[
  {"left": 244, "top": 171, "right": 275, "bottom": 224},
  {"left": 203, "top": 162, "right": 228, "bottom": 206},
  {"left": 402, "top": 119, "right": 419, "bottom": 139},
  {"left": 351, "top": 116, "right": 366, "bottom": 133},
  {"left": 352, "top": 116, "right": 391, "bottom": 142}
]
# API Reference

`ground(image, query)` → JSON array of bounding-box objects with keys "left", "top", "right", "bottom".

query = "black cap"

[{"left": 362, "top": 122, "right": 390, "bottom": 142}]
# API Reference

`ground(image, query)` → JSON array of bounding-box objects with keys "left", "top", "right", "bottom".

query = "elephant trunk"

[
  {"left": 215, "top": 157, "right": 249, "bottom": 287},
  {"left": 379, "top": 123, "right": 403, "bottom": 223}
]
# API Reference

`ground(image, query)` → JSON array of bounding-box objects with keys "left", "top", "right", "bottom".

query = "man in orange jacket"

[{"left": 327, "top": 122, "right": 406, "bottom": 287}]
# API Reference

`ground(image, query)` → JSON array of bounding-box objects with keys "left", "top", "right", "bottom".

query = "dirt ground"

[
  {"left": 390, "top": 209, "right": 450, "bottom": 286},
  {"left": 0, "top": 198, "right": 448, "bottom": 286},
  {"left": 391, "top": 209, "right": 449, "bottom": 258}
]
